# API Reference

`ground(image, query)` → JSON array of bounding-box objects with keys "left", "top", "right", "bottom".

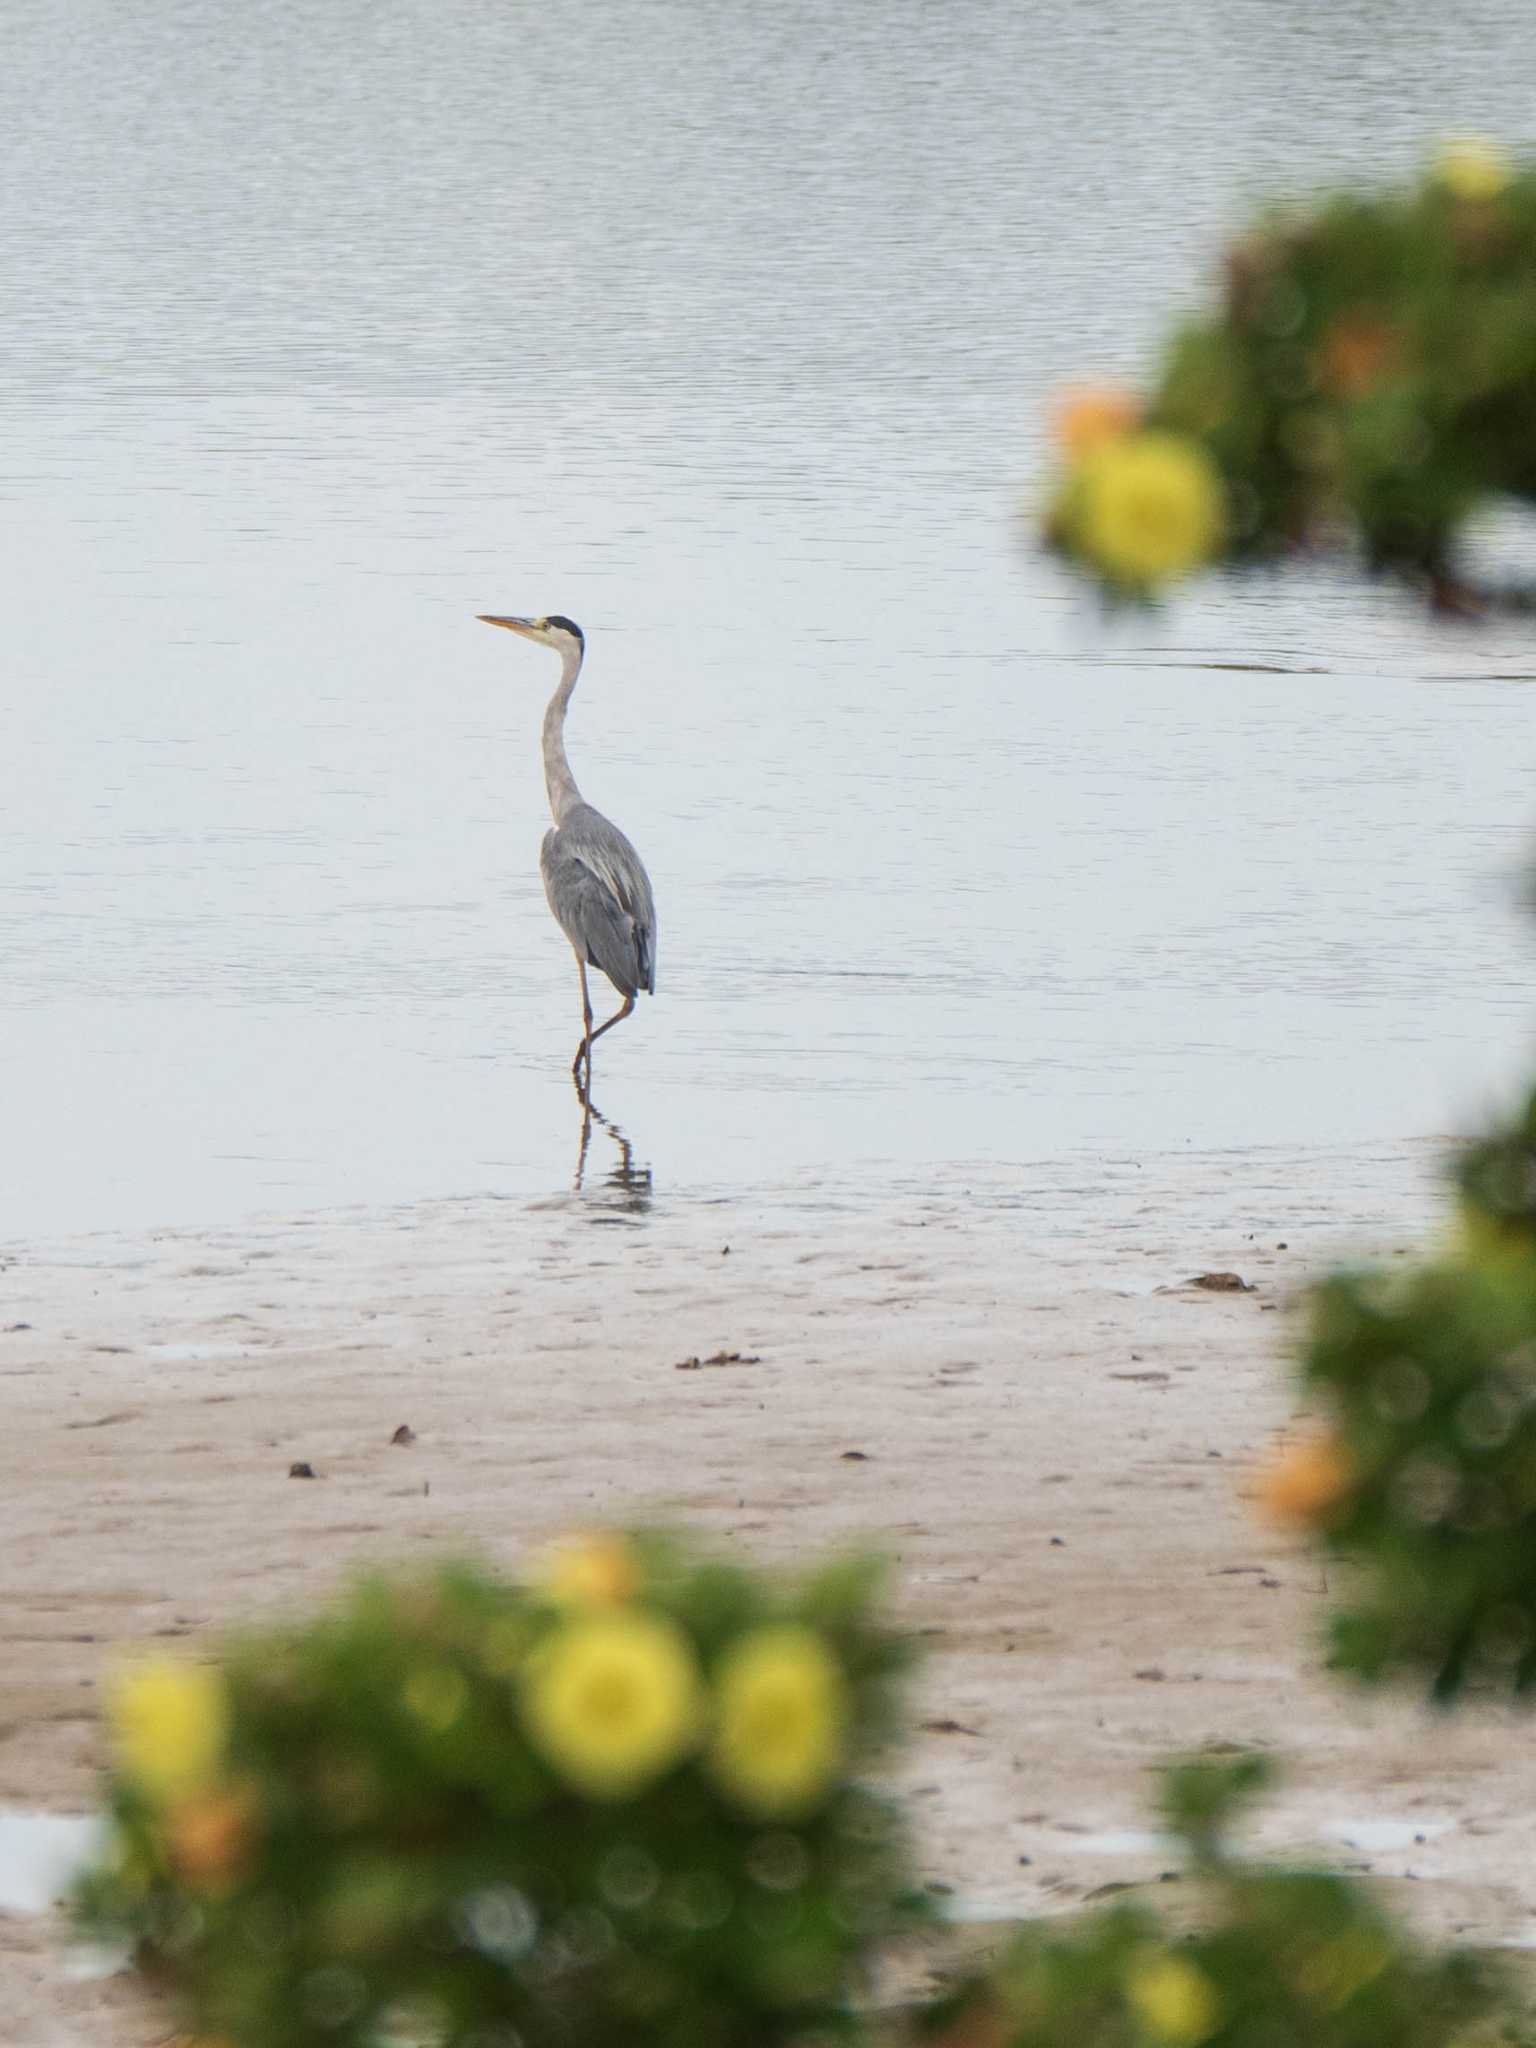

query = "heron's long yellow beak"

[{"left": 477, "top": 614, "right": 538, "bottom": 637}]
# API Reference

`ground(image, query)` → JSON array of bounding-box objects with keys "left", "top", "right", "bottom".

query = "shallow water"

[
  {"left": 6, "top": 0, "right": 1536, "bottom": 1234},
  {"left": 0, "top": 1812, "right": 102, "bottom": 1916}
]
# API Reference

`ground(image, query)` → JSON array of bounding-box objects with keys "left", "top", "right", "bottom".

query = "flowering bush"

[
  {"left": 73, "top": 1533, "right": 920, "bottom": 2048},
  {"left": 1256, "top": 1090, "right": 1536, "bottom": 1707},
  {"left": 1277, "top": 1240, "right": 1536, "bottom": 1706},
  {"left": 1044, "top": 138, "right": 1536, "bottom": 606},
  {"left": 920, "top": 1758, "right": 1532, "bottom": 2048}
]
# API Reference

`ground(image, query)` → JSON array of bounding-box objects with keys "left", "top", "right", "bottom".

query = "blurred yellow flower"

[
  {"left": 1071, "top": 432, "right": 1225, "bottom": 590},
  {"left": 1434, "top": 135, "right": 1513, "bottom": 203},
  {"left": 1254, "top": 1429, "right": 1355, "bottom": 1529},
  {"left": 544, "top": 1531, "right": 643, "bottom": 1606},
  {"left": 523, "top": 1612, "right": 701, "bottom": 1799},
  {"left": 708, "top": 1625, "right": 847, "bottom": 1818},
  {"left": 1054, "top": 385, "right": 1141, "bottom": 460},
  {"left": 1125, "top": 1950, "right": 1222, "bottom": 2045},
  {"left": 106, "top": 1660, "right": 229, "bottom": 1805}
]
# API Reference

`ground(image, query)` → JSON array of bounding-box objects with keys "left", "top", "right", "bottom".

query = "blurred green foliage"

[
  {"left": 920, "top": 1759, "right": 1532, "bottom": 2048},
  {"left": 1048, "top": 140, "right": 1536, "bottom": 606},
  {"left": 1456, "top": 1086, "right": 1536, "bottom": 1254},
  {"left": 73, "top": 1533, "right": 921, "bottom": 2048},
  {"left": 1273, "top": 1079, "right": 1536, "bottom": 1705},
  {"left": 1298, "top": 1244, "right": 1536, "bottom": 1705}
]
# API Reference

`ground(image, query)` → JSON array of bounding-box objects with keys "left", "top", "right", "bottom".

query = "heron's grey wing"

[
  {"left": 541, "top": 823, "right": 653, "bottom": 1000},
  {"left": 618, "top": 852, "right": 657, "bottom": 995},
  {"left": 547, "top": 804, "right": 657, "bottom": 995}
]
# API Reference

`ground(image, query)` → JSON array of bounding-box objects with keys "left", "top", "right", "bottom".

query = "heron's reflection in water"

[{"left": 572, "top": 1081, "right": 653, "bottom": 1214}]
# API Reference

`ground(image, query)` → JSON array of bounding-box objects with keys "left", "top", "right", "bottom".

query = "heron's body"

[
  {"left": 477, "top": 612, "right": 656, "bottom": 1086},
  {"left": 540, "top": 802, "right": 656, "bottom": 1003}
]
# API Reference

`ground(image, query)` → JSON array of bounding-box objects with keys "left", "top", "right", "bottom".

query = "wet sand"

[{"left": 5, "top": 1140, "right": 1535, "bottom": 2040}]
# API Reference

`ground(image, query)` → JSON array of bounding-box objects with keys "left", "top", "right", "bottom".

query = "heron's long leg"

[
  {"left": 573, "top": 958, "right": 595, "bottom": 1081},
  {"left": 586, "top": 991, "right": 636, "bottom": 1050}
]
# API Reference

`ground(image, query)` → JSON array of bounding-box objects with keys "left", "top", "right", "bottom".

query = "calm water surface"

[{"left": 5, "top": 0, "right": 1536, "bottom": 1233}]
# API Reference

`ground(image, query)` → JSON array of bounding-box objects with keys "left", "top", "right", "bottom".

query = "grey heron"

[{"left": 477, "top": 613, "right": 657, "bottom": 1088}]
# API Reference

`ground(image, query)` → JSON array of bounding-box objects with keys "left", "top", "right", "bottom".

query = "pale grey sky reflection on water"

[{"left": 4, "top": 0, "right": 1536, "bottom": 1232}]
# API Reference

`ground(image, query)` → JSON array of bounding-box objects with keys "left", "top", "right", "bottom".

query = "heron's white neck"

[{"left": 541, "top": 640, "right": 585, "bottom": 823}]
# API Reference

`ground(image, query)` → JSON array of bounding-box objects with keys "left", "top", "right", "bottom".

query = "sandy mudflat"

[{"left": 5, "top": 1139, "right": 1535, "bottom": 2041}]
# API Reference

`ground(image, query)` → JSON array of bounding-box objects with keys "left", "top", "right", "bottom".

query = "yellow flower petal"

[
  {"left": 523, "top": 1612, "right": 701, "bottom": 1799},
  {"left": 1433, "top": 135, "right": 1513, "bottom": 203},
  {"left": 543, "top": 1532, "right": 644, "bottom": 1607},
  {"left": 1125, "top": 1950, "right": 1222, "bottom": 2045},
  {"left": 1071, "top": 432, "right": 1225, "bottom": 590},
  {"left": 708, "top": 1625, "right": 847, "bottom": 1819},
  {"left": 105, "top": 1660, "right": 229, "bottom": 1805}
]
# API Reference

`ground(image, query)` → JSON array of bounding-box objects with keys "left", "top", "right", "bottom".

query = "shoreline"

[{"left": 8, "top": 1138, "right": 1535, "bottom": 2040}]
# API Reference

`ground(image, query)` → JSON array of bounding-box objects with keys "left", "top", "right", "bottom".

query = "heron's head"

[{"left": 477, "top": 613, "right": 585, "bottom": 661}]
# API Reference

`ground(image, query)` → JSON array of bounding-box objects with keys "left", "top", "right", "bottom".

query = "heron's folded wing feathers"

[{"left": 541, "top": 830, "right": 647, "bottom": 998}]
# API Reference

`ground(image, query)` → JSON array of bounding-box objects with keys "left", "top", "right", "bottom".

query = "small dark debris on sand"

[
  {"left": 1176, "top": 1271, "right": 1256, "bottom": 1292},
  {"left": 390, "top": 1423, "right": 416, "bottom": 1445},
  {"left": 288, "top": 1460, "right": 318, "bottom": 1479},
  {"left": 674, "top": 1349, "right": 762, "bottom": 1370}
]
